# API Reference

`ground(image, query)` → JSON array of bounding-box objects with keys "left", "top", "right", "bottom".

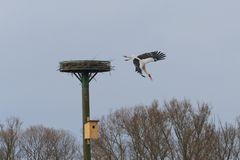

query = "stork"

[{"left": 124, "top": 51, "right": 166, "bottom": 80}]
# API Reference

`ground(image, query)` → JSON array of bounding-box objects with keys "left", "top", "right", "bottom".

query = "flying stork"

[{"left": 124, "top": 51, "right": 166, "bottom": 80}]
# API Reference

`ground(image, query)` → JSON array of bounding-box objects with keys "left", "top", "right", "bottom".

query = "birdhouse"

[{"left": 84, "top": 120, "right": 99, "bottom": 139}]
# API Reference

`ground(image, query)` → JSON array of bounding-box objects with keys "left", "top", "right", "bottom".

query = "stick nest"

[{"left": 59, "top": 60, "right": 112, "bottom": 73}]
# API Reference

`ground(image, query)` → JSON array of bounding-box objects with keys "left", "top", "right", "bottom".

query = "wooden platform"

[{"left": 59, "top": 60, "right": 111, "bottom": 73}]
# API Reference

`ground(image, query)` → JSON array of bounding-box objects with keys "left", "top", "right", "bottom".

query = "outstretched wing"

[
  {"left": 137, "top": 51, "right": 166, "bottom": 62},
  {"left": 133, "top": 58, "right": 145, "bottom": 77}
]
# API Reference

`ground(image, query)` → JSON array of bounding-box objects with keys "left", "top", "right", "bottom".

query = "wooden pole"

[{"left": 81, "top": 72, "right": 91, "bottom": 160}]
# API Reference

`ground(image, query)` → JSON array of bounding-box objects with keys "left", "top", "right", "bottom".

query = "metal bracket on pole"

[
  {"left": 89, "top": 72, "right": 98, "bottom": 82},
  {"left": 73, "top": 73, "right": 82, "bottom": 83}
]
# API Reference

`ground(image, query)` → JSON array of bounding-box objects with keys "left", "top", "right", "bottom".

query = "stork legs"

[{"left": 142, "top": 65, "right": 152, "bottom": 80}]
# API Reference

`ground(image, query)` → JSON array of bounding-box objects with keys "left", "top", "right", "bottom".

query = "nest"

[{"left": 59, "top": 60, "right": 112, "bottom": 73}]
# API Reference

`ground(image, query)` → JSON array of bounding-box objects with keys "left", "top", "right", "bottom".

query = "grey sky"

[{"left": 1, "top": 0, "right": 240, "bottom": 136}]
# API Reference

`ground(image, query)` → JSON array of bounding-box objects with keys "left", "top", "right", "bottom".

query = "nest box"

[{"left": 84, "top": 120, "right": 99, "bottom": 140}]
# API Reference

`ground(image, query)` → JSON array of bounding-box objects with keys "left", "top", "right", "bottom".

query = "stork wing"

[
  {"left": 137, "top": 51, "right": 166, "bottom": 61},
  {"left": 133, "top": 59, "right": 145, "bottom": 77}
]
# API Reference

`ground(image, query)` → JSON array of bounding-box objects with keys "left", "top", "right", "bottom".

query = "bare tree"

[
  {"left": 164, "top": 99, "right": 218, "bottom": 160},
  {"left": 0, "top": 122, "right": 3, "bottom": 159},
  {"left": 0, "top": 117, "right": 22, "bottom": 160},
  {"left": 19, "top": 126, "right": 46, "bottom": 160},
  {"left": 92, "top": 110, "right": 128, "bottom": 160},
  {"left": 234, "top": 117, "right": 240, "bottom": 160},
  {"left": 93, "top": 99, "right": 240, "bottom": 160},
  {"left": 214, "top": 122, "right": 240, "bottom": 160},
  {"left": 0, "top": 118, "right": 82, "bottom": 160},
  {"left": 93, "top": 101, "right": 174, "bottom": 160},
  {"left": 122, "top": 101, "right": 173, "bottom": 160},
  {"left": 19, "top": 125, "right": 81, "bottom": 160}
]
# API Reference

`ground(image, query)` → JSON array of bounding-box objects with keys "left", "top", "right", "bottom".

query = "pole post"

[
  {"left": 59, "top": 60, "right": 111, "bottom": 160},
  {"left": 81, "top": 72, "right": 91, "bottom": 160}
]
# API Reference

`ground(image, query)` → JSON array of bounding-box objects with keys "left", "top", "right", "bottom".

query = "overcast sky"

[{"left": 1, "top": 0, "right": 240, "bottom": 136}]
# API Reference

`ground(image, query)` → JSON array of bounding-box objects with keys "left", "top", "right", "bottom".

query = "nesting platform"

[{"left": 59, "top": 60, "right": 111, "bottom": 73}]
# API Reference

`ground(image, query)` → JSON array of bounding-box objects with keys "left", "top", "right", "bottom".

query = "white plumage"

[{"left": 124, "top": 51, "right": 166, "bottom": 80}]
